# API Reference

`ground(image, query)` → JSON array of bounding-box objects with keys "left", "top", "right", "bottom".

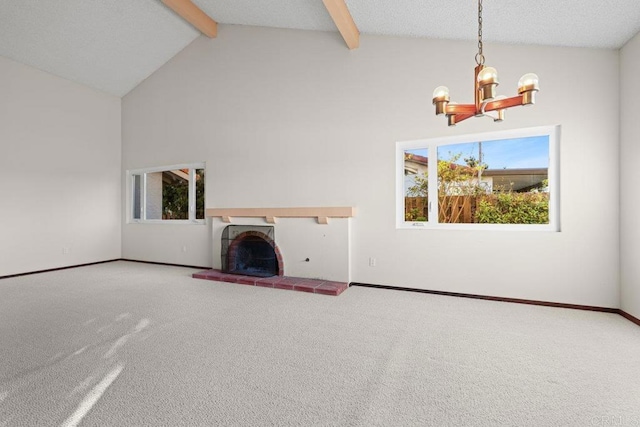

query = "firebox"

[{"left": 221, "top": 225, "right": 282, "bottom": 277}]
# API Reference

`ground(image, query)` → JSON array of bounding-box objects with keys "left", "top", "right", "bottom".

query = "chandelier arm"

[
  {"left": 450, "top": 113, "right": 475, "bottom": 125},
  {"left": 483, "top": 95, "right": 525, "bottom": 112},
  {"left": 444, "top": 103, "right": 477, "bottom": 115}
]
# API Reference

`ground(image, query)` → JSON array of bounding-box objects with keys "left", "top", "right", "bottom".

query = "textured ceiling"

[
  {"left": 0, "top": 0, "right": 199, "bottom": 96},
  {"left": 1, "top": 0, "right": 639, "bottom": 97},
  {"left": 346, "top": 0, "right": 640, "bottom": 49},
  {"left": 194, "top": 0, "right": 337, "bottom": 33}
]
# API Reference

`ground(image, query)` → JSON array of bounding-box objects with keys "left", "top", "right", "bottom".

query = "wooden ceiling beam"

[
  {"left": 322, "top": 0, "right": 360, "bottom": 49},
  {"left": 162, "top": 0, "right": 217, "bottom": 38}
]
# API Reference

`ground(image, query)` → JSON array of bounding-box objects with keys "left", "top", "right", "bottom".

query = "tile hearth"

[{"left": 192, "top": 269, "right": 348, "bottom": 296}]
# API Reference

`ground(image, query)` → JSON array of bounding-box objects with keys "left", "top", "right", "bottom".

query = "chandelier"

[{"left": 432, "top": 0, "right": 539, "bottom": 126}]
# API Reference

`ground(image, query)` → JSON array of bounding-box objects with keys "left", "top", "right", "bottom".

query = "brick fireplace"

[
  {"left": 193, "top": 207, "right": 355, "bottom": 296},
  {"left": 222, "top": 226, "right": 284, "bottom": 277}
]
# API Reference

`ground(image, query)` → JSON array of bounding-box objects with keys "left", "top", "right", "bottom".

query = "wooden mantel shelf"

[{"left": 206, "top": 207, "right": 355, "bottom": 225}]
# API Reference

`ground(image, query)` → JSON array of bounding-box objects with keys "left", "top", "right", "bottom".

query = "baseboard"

[
  {"left": 349, "top": 282, "right": 619, "bottom": 313},
  {"left": 120, "top": 259, "right": 210, "bottom": 270},
  {"left": 0, "top": 259, "right": 121, "bottom": 280},
  {"left": 618, "top": 310, "right": 640, "bottom": 327}
]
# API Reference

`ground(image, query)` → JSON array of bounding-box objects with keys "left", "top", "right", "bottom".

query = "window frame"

[
  {"left": 128, "top": 162, "right": 206, "bottom": 225},
  {"left": 396, "top": 125, "right": 560, "bottom": 231}
]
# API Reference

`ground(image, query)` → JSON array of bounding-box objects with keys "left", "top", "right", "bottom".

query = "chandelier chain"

[{"left": 476, "top": 0, "right": 484, "bottom": 65}]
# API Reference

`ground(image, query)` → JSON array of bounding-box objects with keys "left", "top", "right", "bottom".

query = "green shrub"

[
  {"left": 405, "top": 208, "right": 423, "bottom": 221},
  {"left": 475, "top": 193, "right": 549, "bottom": 224}
]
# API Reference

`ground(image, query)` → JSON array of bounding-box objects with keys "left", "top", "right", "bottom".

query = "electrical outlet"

[
  {"left": 369, "top": 257, "right": 376, "bottom": 267},
  {"left": 62, "top": 247, "right": 70, "bottom": 255},
  {"left": 182, "top": 246, "right": 188, "bottom": 253}
]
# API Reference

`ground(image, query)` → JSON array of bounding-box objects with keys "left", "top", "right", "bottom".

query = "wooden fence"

[
  {"left": 405, "top": 196, "right": 476, "bottom": 223},
  {"left": 404, "top": 197, "right": 428, "bottom": 221}
]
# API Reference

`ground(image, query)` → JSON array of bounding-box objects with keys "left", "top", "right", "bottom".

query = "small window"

[
  {"left": 398, "top": 126, "right": 559, "bottom": 231},
  {"left": 132, "top": 174, "right": 142, "bottom": 220},
  {"left": 129, "top": 163, "right": 205, "bottom": 224},
  {"left": 195, "top": 168, "right": 205, "bottom": 220},
  {"left": 404, "top": 148, "right": 429, "bottom": 222}
]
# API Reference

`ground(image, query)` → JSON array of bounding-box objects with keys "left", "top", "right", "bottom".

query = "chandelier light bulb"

[
  {"left": 432, "top": 86, "right": 450, "bottom": 102},
  {"left": 518, "top": 73, "right": 539, "bottom": 105},
  {"left": 477, "top": 66, "right": 499, "bottom": 101},
  {"left": 477, "top": 67, "right": 499, "bottom": 86},
  {"left": 518, "top": 73, "right": 539, "bottom": 93},
  {"left": 432, "top": 86, "right": 450, "bottom": 115}
]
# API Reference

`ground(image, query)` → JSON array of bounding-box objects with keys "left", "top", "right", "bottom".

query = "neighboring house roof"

[
  {"left": 482, "top": 168, "right": 548, "bottom": 177},
  {"left": 483, "top": 168, "right": 548, "bottom": 192},
  {"left": 404, "top": 153, "right": 428, "bottom": 175},
  {"left": 405, "top": 153, "right": 428, "bottom": 166}
]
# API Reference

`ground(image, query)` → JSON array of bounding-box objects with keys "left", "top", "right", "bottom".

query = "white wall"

[
  {"left": 122, "top": 25, "right": 620, "bottom": 307},
  {"left": 620, "top": 32, "right": 640, "bottom": 319},
  {"left": 0, "top": 56, "right": 121, "bottom": 276}
]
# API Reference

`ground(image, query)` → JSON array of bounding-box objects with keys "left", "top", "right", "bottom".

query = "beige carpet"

[{"left": 0, "top": 261, "right": 638, "bottom": 426}]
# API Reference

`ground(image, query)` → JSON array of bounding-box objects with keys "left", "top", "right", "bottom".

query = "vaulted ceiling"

[{"left": 1, "top": 0, "right": 639, "bottom": 97}]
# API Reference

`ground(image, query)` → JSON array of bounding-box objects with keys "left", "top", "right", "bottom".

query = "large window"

[
  {"left": 129, "top": 163, "right": 205, "bottom": 223},
  {"left": 397, "top": 126, "right": 559, "bottom": 230}
]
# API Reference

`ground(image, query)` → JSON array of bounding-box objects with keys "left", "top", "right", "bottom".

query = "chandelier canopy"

[{"left": 432, "top": 0, "right": 539, "bottom": 126}]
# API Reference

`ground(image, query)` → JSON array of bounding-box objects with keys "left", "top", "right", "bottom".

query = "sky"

[{"left": 407, "top": 135, "right": 549, "bottom": 170}]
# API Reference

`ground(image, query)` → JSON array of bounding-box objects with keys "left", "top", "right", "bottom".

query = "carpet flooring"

[{"left": 0, "top": 261, "right": 639, "bottom": 426}]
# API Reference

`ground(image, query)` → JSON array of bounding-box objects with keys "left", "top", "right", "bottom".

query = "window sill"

[
  {"left": 398, "top": 222, "right": 559, "bottom": 232},
  {"left": 128, "top": 220, "right": 207, "bottom": 225}
]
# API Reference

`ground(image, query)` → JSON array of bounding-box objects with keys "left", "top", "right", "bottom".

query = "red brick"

[
  {"left": 315, "top": 281, "right": 348, "bottom": 296},
  {"left": 235, "top": 276, "right": 257, "bottom": 286},
  {"left": 258, "top": 275, "right": 283, "bottom": 283},
  {"left": 255, "top": 280, "right": 274, "bottom": 288},
  {"left": 254, "top": 276, "right": 283, "bottom": 287},
  {"left": 293, "top": 282, "right": 321, "bottom": 293},
  {"left": 274, "top": 282, "right": 295, "bottom": 291},
  {"left": 192, "top": 270, "right": 226, "bottom": 281}
]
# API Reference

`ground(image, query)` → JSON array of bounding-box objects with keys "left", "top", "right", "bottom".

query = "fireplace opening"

[
  {"left": 221, "top": 225, "right": 283, "bottom": 277},
  {"left": 232, "top": 236, "right": 277, "bottom": 277}
]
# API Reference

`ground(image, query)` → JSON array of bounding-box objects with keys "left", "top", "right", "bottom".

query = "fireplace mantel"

[{"left": 206, "top": 207, "right": 355, "bottom": 225}]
